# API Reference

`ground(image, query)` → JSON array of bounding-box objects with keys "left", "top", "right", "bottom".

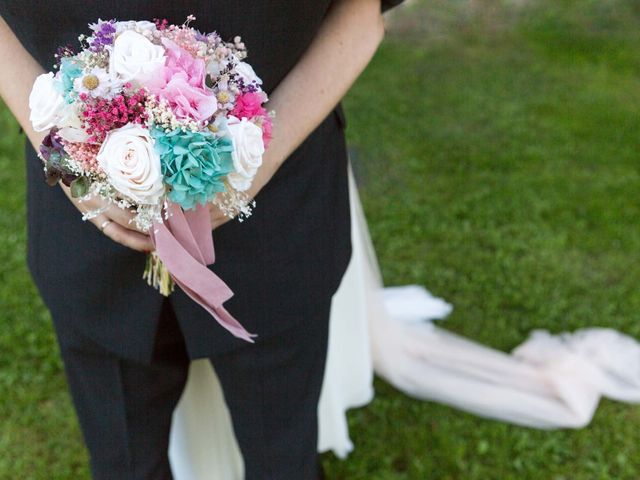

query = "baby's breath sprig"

[
  {"left": 183, "top": 15, "right": 197, "bottom": 28},
  {"left": 214, "top": 183, "right": 256, "bottom": 222},
  {"left": 145, "top": 96, "right": 201, "bottom": 133}
]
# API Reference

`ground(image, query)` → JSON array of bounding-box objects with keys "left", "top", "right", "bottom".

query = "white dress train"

[{"left": 169, "top": 168, "right": 640, "bottom": 479}]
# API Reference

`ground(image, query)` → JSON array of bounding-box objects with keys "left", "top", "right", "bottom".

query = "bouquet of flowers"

[{"left": 28, "top": 17, "right": 273, "bottom": 341}]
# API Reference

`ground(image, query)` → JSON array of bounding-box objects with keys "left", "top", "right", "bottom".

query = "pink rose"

[
  {"left": 162, "top": 38, "right": 206, "bottom": 88},
  {"left": 155, "top": 72, "right": 217, "bottom": 123},
  {"left": 147, "top": 38, "right": 217, "bottom": 123}
]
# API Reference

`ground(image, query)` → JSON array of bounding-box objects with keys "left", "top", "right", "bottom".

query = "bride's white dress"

[{"left": 168, "top": 169, "right": 640, "bottom": 479}]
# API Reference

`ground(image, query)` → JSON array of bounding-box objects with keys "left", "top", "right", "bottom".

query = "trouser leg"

[
  {"left": 211, "top": 303, "right": 331, "bottom": 480},
  {"left": 56, "top": 300, "right": 190, "bottom": 480}
]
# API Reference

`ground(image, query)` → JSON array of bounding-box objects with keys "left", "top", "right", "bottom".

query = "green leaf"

[{"left": 70, "top": 177, "right": 90, "bottom": 198}]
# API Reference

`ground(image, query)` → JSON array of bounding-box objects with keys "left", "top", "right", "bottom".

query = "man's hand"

[
  {"left": 60, "top": 183, "right": 154, "bottom": 252},
  {"left": 209, "top": 202, "right": 232, "bottom": 230}
]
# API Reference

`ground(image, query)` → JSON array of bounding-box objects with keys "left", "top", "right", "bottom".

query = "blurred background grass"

[{"left": 1, "top": 0, "right": 639, "bottom": 478}]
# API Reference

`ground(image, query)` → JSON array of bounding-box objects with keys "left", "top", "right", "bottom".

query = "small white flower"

[
  {"left": 29, "top": 72, "right": 66, "bottom": 132},
  {"left": 226, "top": 116, "right": 264, "bottom": 192},
  {"left": 233, "top": 58, "right": 262, "bottom": 85},
  {"left": 97, "top": 123, "right": 165, "bottom": 205},
  {"left": 217, "top": 74, "right": 230, "bottom": 91},
  {"left": 216, "top": 90, "right": 236, "bottom": 111},
  {"left": 74, "top": 67, "right": 121, "bottom": 98},
  {"left": 109, "top": 30, "right": 166, "bottom": 84},
  {"left": 207, "top": 115, "right": 228, "bottom": 137}
]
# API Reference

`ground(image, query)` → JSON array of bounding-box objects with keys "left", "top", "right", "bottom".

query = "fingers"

[
  {"left": 60, "top": 183, "right": 147, "bottom": 235},
  {"left": 104, "top": 204, "right": 148, "bottom": 234},
  {"left": 63, "top": 183, "right": 153, "bottom": 251},
  {"left": 101, "top": 221, "right": 155, "bottom": 252},
  {"left": 211, "top": 214, "right": 226, "bottom": 230},
  {"left": 209, "top": 204, "right": 232, "bottom": 230},
  {"left": 91, "top": 214, "right": 154, "bottom": 252}
]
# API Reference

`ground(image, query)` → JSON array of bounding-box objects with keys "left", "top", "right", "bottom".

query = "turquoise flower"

[
  {"left": 152, "top": 128, "right": 234, "bottom": 210},
  {"left": 57, "top": 57, "right": 83, "bottom": 103}
]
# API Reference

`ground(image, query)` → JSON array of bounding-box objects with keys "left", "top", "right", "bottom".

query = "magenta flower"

[
  {"left": 230, "top": 92, "right": 272, "bottom": 147},
  {"left": 80, "top": 90, "right": 148, "bottom": 143},
  {"left": 230, "top": 92, "right": 266, "bottom": 120}
]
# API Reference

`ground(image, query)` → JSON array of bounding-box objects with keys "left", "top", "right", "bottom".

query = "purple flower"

[
  {"left": 40, "top": 130, "right": 77, "bottom": 186},
  {"left": 89, "top": 20, "right": 116, "bottom": 52},
  {"left": 39, "top": 130, "right": 65, "bottom": 162}
]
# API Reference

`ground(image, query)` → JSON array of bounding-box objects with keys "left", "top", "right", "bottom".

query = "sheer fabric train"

[{"left": 168, "top": 168, "right": 640, "bottom": 479}]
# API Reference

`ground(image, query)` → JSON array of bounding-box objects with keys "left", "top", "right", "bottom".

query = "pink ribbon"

[{"left": 149, "top": 202, "right": 256, "bottom": 343}]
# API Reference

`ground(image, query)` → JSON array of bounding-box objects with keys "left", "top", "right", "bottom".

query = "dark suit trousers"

[{"left": 56, "top": 298, "right": 331, "bottom": 480}]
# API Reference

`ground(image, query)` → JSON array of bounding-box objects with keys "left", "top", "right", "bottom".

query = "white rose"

[
  {"left": 58, "top": 126, "right": 89, "bottom": 143},
  {"left": 114, "top": 20, "right": 157, "bottom": 35},
  {"left": 29, "top": 72, "right": 66, "bottom": 132},
  {"left": 109, "top": 30, "right": 166, "bottom": 84},
  {"left": 97, "top": 123, "right": 165, "bottom": 205},
  {"left": 227, "top": 116, "right": 264, "bottom": 192},
  {"left": 234, "top": 60, "right": 263, "bottom": 85},
  {"left": 57, "top": 103, "right": 89, "bottom": 143}
]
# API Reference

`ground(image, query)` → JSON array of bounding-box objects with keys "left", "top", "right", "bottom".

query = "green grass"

[
  {"left": 325, "top": 1, "right": 640, "bottom": 478},
  {"left": 0, "top": 83, "right": 90, "bottom": 476},
  {"left": 1, "top": 1, "right": 640, "bottom": 478}
]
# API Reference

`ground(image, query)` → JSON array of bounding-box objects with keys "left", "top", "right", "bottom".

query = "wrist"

[{"left": 27, "top": 129, "right": 46, "bottom": 153}]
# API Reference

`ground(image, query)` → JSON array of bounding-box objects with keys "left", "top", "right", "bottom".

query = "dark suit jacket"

[{"left": 0, "top": 0, "right": 403, "bottom": 362}]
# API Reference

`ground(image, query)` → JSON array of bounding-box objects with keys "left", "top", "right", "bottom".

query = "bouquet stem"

[{"left": 143, "top": 251, "right": 174, "bottom": 297}]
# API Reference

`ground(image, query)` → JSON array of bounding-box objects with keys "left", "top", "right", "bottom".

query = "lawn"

[{"left": 1, "top": 1, "right": 640, "bottom": 478}]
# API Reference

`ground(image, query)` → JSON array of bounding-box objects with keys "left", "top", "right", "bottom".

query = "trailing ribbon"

[{"left": 149, "top": 202, "right": 256, "bottom": 343}]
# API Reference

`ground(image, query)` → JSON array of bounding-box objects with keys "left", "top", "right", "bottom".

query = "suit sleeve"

[{"left": 381, "top": 0, "right": 405, "bottom": 13}]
